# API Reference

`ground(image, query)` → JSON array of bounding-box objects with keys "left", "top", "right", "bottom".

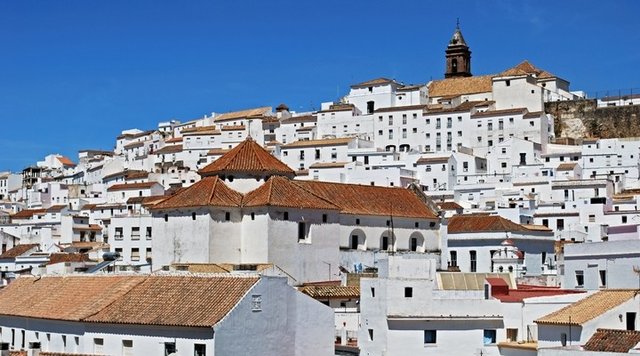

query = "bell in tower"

[{"left": 445, "top": 20, "right": 472, "bottom": 78}]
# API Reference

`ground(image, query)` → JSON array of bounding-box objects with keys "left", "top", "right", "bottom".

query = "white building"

[{"left": 0, "top": 274, "right": 334, "bottom": 356}]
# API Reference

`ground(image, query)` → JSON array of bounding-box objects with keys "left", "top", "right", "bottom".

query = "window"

[
  {"left": 131, "top": 227, "right": 140, "bottom": 240},
  {"left": 575, "top": 270, "right": 584, "bottom": 287},
  {"left": 505, "top": 79, "right": 510, "bottom": 86},
  {"left": 542, "top": 219, "right": 549, "bottom": 227},
  {"left": 131, "top": 248, "right": 140, "bottom": 261},
  {"left": 225, "top": 212, "right": 231, "bottom": 221},
  {"left": 366, "top": 101, "right": 375, "bottom": 114},
  {"left": 194, "top": 344, "right": 207, "bottom": 356},
  {"left": 483, "top": 330, "right": 496, "bottom": 345},
  {"left": 404, "top": 287, "right": 413, "bottom": 298},
  {"left": 557, "top": 219, "right": 565, "bottom": 231},
  {"left": 501, "top": 162, "right": 507, "bottom": 168},
  {"left": 371, "top": 287, "right": 375, "bottom": 297},
  {"left": 146, "top": 227, "right": 152, "bottom": 239},
  {"left": 470, "top": 250, "right": 477, "bottom": 272},
  {"left": 322, "top": 214, "right": 327, "bottom": 223},
  {"left": 283, "top": 212, "right": 289, "bottom": 220},
  {"left": 368, "top": 329, "right": 374, "bottom": 341},
  {"left": 424, "top": 330, "right": 437, "bottom": 344},
  {"left": 94, "top": 338, "right": 104, "bottom": 354},
  {"left": 356, "top": 218, "right": 360, "bottom": 225},
  {"left": 388, "top": 116, "right": 393, "bottom": 125},
  {"left": 298, "top": 222, "right": 307, "bottom": 241},
  {"left": 623, "top": 216, "right": 628, "bottom": 223},
  {"left": 628, "top": 312, "right": 636, "bottom": 331},
  {"left": 599, "top": 270, "right": 607, "bottom": 288},
  {"left": 252, "top": 294, "right": 262, "bottom": 311},
  {"left": 450, "top": 251, "right": 457, "bottom": 267},
  {"left": 122, "top": 340, "right": 133, "bottom": 356},
  {"left": 192, "top": 212, "right": 196, "bottom": 220},
  {"left": 506, "top": 328, "right": 518, "bottom": 342},
  {"left": 165, "top": 342, "right": 177, "bottom": 356},
  {"left": 115, "top": 227, "right": 123, "bottom": 239}
]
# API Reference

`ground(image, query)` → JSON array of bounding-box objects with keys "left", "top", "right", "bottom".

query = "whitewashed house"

[{"left": 0, "top": 274, "right": 334, "bottom": 356}]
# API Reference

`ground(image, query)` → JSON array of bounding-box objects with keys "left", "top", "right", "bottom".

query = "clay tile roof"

[
  {"left": 46, "top": 205, "right": 67, "bottom": 212},
  {"left": 556, "top": 162, "right": 578, "bottom": 171},
  {"left": 153, "top": 176, "right": 242, "bottom": 209},
  {"left": 198, "top": 137, "right": 295, "bottom": 178},
  {"left": 428, "top": 74, "right": 493, "bottom": 97},
  {"left": 181, "top": 125, "right": 220, "bottom": 135},
  {"left": 281, "top": 137, "right": 354, "bottom": 149},
  {"left": 221, "top": 125, "right": 246, "bottom": 131},
  {"left": 214, "top": 106, "right": 271, "bottom": 122},
  {"left": 56, "top": 156, "right": 76, "bottom": 167},
  {"left": 470, "top": 108, "right": 528, "bottom": 118},
  {"left": 123, "top": 141, "right": 145, "bottom": 149},
  {"left": 536, "top": 290, "right": 638, "bottom": 326},
  {"left": 242, "top": 176, "right": 340, "bottom": 210},
  {"left": 294, "top": 180, "right": 438, "bottom": 219},
  {"left": 522, "top": 224, "right": 552, "bottom": 232},
  {"left": 165, "top": 137, "right": 183, "bottom": 143},
  {"left": 416, "top": 155, "right": 451, "bottom": 164},
  {"left": 207, "top": 148, "right": 231, "bottom": 156},
  {"left": 0, "top": 243, "right": 40, "bottom": 259},
  {"left": 299, "top": 285, "right": 360, "bottom": 299},
  {"left": 308, "top": 162, "right": 349, "bottom": 169},
  {"left": 153, "top": 144, "right": 183, "bottom": 155},
  {"left": 107, "top": 182, "right": 160, "bottom": 192},
  {"left": 437, "top": 201, "right": 463, "bottom": 210},
  {"left": 448, "top": 215, "right": 530, "bottom": 233},
  {"left": 0, "top": 275, "right": 258, "bottom": 328},
  {"left": 350, "top": 77, "right": 397, "bottom": 88},
  {"left": 11, "top": 209, "right": 46, "bottom": 219},
  {"left": 584, "top": 328, "right": 640, "bottom": 353},
  {"left": 281, "top": 115, "right": 316, "bottom": 124},
  {"left": 47, "top": 253, "right": 92, "bottom": 265},
  {"left": 85, "top": 275, "right": 258, "bottom": 327}
]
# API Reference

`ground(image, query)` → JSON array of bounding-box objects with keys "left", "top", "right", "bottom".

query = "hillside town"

[{"left": 1, "top": 25, "right": 640, "bottom": 356}]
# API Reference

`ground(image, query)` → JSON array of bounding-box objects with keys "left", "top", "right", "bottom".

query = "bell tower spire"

[{"left": 445, "top": 21, "right": 472, "bottom": 78}]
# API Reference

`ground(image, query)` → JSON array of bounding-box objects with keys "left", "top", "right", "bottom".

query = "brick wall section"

[{"left": 546, "top": 100, "right": 640, "bottom": 139}]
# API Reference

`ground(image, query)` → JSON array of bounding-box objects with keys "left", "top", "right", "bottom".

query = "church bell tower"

[{"left": 445, "top": 21, "right": 472, "bottom": 78}]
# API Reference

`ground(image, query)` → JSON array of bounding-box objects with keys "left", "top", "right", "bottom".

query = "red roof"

[
  {"left": 448, "top": 215, "right": 530, "bottom": 233},
  {"left": 56, "top": 156, "right": 76, "bottom": 167},
  {"left": 11, "top": 209, "right": 46, "bottom": 219},
  {"left": 153, "top": 176, "right": 242, "bottom": 209},
  {"left": 295, "top": 180, "right": 438, "bottom": 219},
  {"left": 491, "top": 283, "right": 583, "bottom": 303},
  {"left": 243, "top": 176, "right": 339, "bottom": 210},
  {"left": 107, "top": 182, "right": 161, "bottom": 192},
  {"left": 198, "top": 137, "right": 295, "bottom": 178},
  {"left": 0, "top": 244, "right": 40, "bottom": 259}
]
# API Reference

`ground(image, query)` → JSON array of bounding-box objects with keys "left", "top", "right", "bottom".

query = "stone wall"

[{"left": 545, "top": 100, "right": 640, "bottom": 139}]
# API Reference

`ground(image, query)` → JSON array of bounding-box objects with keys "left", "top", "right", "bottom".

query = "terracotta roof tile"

[
  {"left": 416, "top": 155, "right": 451, "bottom": 164},
  {"left": 281, "top": 137, "right": 354, "bottom": 149},
  {"left": 56, "top": 156, "right": 76, "bottom": 167},
  {"left": 107, "top": 182, "right": 160, "bottom": 192},
  {"left": 85, "top": 275, "right": 258, "bottom": 327},
  {"left": 299, "top": 285, "right": 360, "bottom": 299},
  {"left": 0, "top": 244, "right": 40, "bottom": 259},
  {"left": 153, "top": 176, "right": 242, "bottom": 209},
  {"left": 309, "top": 162, "right": 349, "bottom": 169},
  {"left": 199, "top": 137, "right": 295, "bottom": 178},
  {"left": 350, "top": 77, "right": 397, "bottom": 88},
  {"left": 281, "top": 115, "right": 316, "bottom": 124},
  {"left": 47, "top": 253, "right": 92, "bottom": 265},
  {"left": 428, "top": 75, "right": 493, "bottom": 97},
  {"left": 448, "top": 215, "right": 530, "bottom": 233},
  {"left": 295, "top": 180, "right": 438, "bottom": 219},
  {"left": 214, "top": 107, "right": 271, "bottom": 122},
  {"left": 153, "top": 144, "right": 183, "bottom": 155},
  {"left": 243, "top": 176, "right": 340, "bottom": 210},
  {"left": 221, "top": 125, "right": 246, "bottom": 131},
  {"left": 373, "top": 104, "right": 427, "bottom": 113},
  {"left": 165, "top": 137, "right": 183, "bottom": 143},
  {"left": 11, "top": 209, "right": 46, "bottom": 219},
  {"left": 181, "top": 125, "right": 220, "bottom": 135},
  {"left": 556, "top": 162, "right": 578, "bottom": 171},
  {"left": 471, "top": 108, "right": 528, "bottom": 118},
  {"left": 0, "top": 275, "right": 258, "bottom": 328},
  {"left": 123, "top": 141, "right": 145, "bottom": 149},
  {"left": 536, "top": 290, "right": 638, "bottom": 326},
  {"left": 207, "top": 148, "right": 231, "bottom": 156},
  {"left": 437, "top": 201, "right": 463, "bottom": 210},
  {"left": 584, "top": 328, "right": 640, "bottom": 353}
]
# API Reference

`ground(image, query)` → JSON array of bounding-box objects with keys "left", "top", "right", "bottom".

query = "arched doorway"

[{"left": 349, "top": 229, "right": 367, "bottom": 250}]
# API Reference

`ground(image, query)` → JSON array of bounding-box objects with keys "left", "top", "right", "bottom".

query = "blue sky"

[{"left": 1, "top": 0, "right": 639, "bottom": 171}]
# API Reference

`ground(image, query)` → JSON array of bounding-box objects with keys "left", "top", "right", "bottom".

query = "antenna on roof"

[{"left": 456, "top": 17, "right": 460, "bottom": 29}]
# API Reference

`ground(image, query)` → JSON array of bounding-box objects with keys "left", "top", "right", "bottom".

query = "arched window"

[
  {"left": 349, "top": 229, "right": 367, "bottom": 251},
  {"left": 451, "top": 58, "right": 458, "bottom": 73}
]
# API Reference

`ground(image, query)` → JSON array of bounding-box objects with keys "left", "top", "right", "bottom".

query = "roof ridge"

[{"left": 208, "top": 177, "right": 219, "bottom": 205}]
